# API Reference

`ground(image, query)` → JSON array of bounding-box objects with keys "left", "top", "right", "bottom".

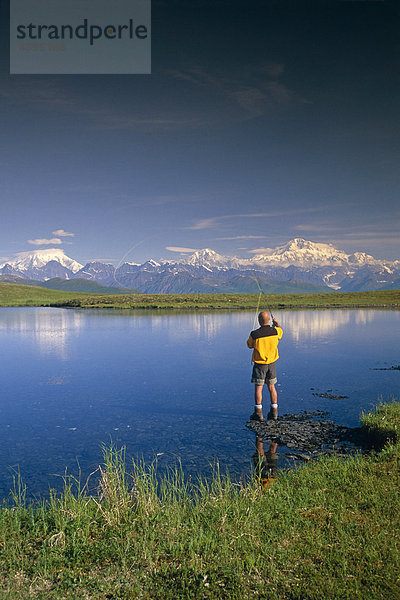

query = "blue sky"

[{"left": 1, "top": 0, "right": 399, "bottom": 265}]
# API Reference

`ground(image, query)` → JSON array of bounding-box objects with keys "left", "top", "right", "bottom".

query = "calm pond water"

[{"left": 0, "top": 307, "right": 399, "bottom": 499}]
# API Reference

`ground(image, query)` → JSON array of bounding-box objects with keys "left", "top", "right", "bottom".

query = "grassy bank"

[
  {"left": 1, "top": 282, "right": 400, "bottom": 310},
  {"left": 361, "top": 400, "right": 400, "bottom": 446},
  {"left": 0, "top": 283, "right": 90, "bottom": 307},
  {"left": 1, "top": 403, "right": 399, "bottom": 599}
]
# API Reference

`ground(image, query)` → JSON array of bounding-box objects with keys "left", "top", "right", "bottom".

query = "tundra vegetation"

[
  {"left": 0, "top": 402, "right": 399, "bottom": 599},
  {"left": 0, "top": 282, "right": 399, "bottom": 309}
]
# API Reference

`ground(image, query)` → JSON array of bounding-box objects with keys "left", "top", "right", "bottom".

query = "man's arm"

[{"left": 247, "top": 334, "right": 254, "bottom": 348}]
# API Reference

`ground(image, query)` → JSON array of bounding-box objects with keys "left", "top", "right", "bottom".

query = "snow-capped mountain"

[
  {"left": 140, "top": 259, "right": 161, "bottom": 270},
  {"left": 250, "top": 238, "right": 351, "bottom": 267},
  {"left": 183, "top": 248, "right": 231, "bottom": 269},
  {"left": 1, "top": 249, "right": 83, "bottom": 276},
  {"left": 180, "top": 248, "right": 250, "bottom": 270},
  {"left": 1, "top": 240, "right": 399, "bottom": 293},
  {"left": 76, "top": 261, "right": 119, "bottom": 287},
  {"left": 178, "top": 239, "right": 392, "bottom": 271}
]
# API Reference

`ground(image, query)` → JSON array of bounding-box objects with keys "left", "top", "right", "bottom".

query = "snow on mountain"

[
  {"left": 179, "top": 239, "right": 391, "bottom": 271},
  {"left": 75, "top": 262, "right": 117, "bottom": 287},
  {"left": 183, "top": 248, "right": 230, "bottom": 268},
  {"left": 347, "top": 252, "right": 382, "bottom": 267},
  {"left": 178, "top": 248, "right": 248, "bottom": 270},
  {"left": 250, "top": 238, "right": 352, "bottom": 267},
  {"left": 322, "top": 273, "right": 342, "bottom": 290},
  {"left": 140, "top": 259, "right": 161, "bottom": 270},
  {"left": 3, "top": 248, "right": 83, "bottom": 273},
  {"left": 1, "top": 239, "right": 398, "bottom": 292}
]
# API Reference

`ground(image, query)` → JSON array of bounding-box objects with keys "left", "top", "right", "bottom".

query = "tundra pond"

[{"left": 0, "top": 307, "right": 399, "bottom": 499}]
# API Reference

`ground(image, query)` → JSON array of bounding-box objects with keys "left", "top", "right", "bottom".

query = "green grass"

[
  {"left": 361, "top": 400, "right": 400, "bottom": 445},
  {"left": 0, "top": 283, "right": 91, "bottom": 307},
  {"left": 1, "top": 282, "right": 400, "bottom": 310},
  {"left": 1, "top": 403, "right": 400, "bottom": 599}
]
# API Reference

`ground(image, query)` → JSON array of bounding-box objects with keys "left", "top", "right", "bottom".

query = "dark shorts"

[{"left": 251, "top": 361, "right": 277, "bottom": 386}]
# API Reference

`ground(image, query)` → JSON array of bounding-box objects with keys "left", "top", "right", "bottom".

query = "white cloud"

[
  {"left": 187, "top": 217, "right": 220, "bottom": 230},
  {"left": 0, "top": 77, "right": 209, "bottom": 132},
  {"left": 168, "top": 61, "right": 295, "bottom": 121},
  {"left": 214, "top": 235, "right": 268, "bottom": 240},
  {"left": 89, "top": 258, "right": 117, "bottom": 263},
  {"left": 28, "top": 238, "right": 62, "bottom": 245},
  {"left": 165, "top": 246, "right": 199, "bottom": 253},
  {"left": 297, "top": 225, "right": 399, "bottom": 235},
  {"left": 247, "top": 247, "right": 274, "bottom": 255},
  {"left": 187, "top": 213, "right": 277, "bottom": 230},
  {"left": 187, "top": 208, "right": 323, "bottom": 230},
  {"left": 294, "top": 222, "right": 400, "bottom": 242},
  {"left": 53, "top": 229, "right": 75, "bottom": 237},
  {"left": 0, "top": 59, "right": 306, "bottom": 134}
]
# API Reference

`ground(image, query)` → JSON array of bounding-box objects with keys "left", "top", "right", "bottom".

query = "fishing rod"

[{"left": 252, "top": 275, "right": 276, "bottom": 328}]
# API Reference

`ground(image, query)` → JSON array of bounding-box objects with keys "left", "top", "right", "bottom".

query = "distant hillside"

[
  {"left": 1, "top": 269, "right": 327, "bottom": 294},
  {"left": 0, "top": 274, "right": 36, "bottom": 285},
  {"left": 38, "top": 278, "right": 138, "bottom": 294},
  {"left": 0, "top": 275, "right": 137, "bottom": 294},
  {"left": 190, "top": 275, "right": 331, "bottom": 294}
]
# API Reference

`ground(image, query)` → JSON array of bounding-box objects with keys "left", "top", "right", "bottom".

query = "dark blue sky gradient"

[{"left": 1, "top": 0, "right": 399, "bottom": 264}]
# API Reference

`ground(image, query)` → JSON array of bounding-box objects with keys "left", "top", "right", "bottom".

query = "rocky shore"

[{"left": 246, "top": 410, "right": 365, "bottom": 460}]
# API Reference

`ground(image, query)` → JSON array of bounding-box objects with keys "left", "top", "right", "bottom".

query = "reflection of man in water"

[
  {"left": 247, "top": 311, "right": 283, "bottom": 421},
  {"left": 253, "top": 436, "right": 279, "bottom": 489}
]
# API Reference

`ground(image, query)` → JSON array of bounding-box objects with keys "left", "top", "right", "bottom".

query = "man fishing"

[{"left": 247, "top": 311, "right": 283, "bottom": 421}]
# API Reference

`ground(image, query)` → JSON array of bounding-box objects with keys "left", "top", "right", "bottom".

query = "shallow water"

[{"left": 0, "top": 307, "right": 399, "bottom": 498}]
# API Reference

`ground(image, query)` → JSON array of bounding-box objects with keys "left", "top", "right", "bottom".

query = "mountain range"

[{"left": 1, "top": 239, "right": 399, "bottom": 294}]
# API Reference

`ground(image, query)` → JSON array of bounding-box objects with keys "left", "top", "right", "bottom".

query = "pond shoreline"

[
  {"left": 55, "top": 302, "right": 399, "bottom": 310},
  {"left": 1, "top": 282, "right": 400, "bottom": 310},
  {"left": 1, "top": 401, "right": 399, "bottom": 599}
]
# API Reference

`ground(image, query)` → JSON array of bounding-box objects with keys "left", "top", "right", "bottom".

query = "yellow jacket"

[{"left": 247, "top": 325, "right": 283, "bottom": 364}]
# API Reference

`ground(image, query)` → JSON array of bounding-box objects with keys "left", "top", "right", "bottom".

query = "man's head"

[{"left": 258, "top": 311, "right": 270, "bottom": 326}]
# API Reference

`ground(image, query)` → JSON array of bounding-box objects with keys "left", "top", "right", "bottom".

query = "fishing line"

[
  {"left": 252, "top": 288, "right": 263, "bottom": 330},
  {"left": 112, "top": 223, "right": 186, "bottom": 288},
  {"left": 113, "top": 235, "right": 157, "bottom": 288}
]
